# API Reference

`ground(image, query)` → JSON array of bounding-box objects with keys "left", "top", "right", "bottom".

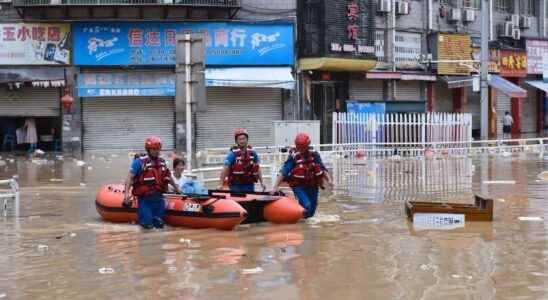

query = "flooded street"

[{"left": 0, "top": 153, "right": 547, "bottom": 300}]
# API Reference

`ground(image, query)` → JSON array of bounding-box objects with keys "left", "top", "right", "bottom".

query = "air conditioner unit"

[
  {"left": 396, "top": 1, "right": 410, "bottom": 15},
  {"left": 463, "top": 9, "right": 475, "bottom": 22},
  {"left": 509, "top": 14, "right": 520, "bottom": 27},
  {"left": 448, "top": 8, "right": 461, "bottom": 22},
  {"left": 512, "top": 28, "right": 521, "bottom": 40},
  {"left": 520, "top": 15, "right": 531, "bottom": 29},
  {"left": 377, "top": 0, "right": 391, "bottom": 13},
  {"left": 50, "top": 0, "right": 61, "bottom": 4},
  {"left": 498, "top": 21, "right": 514, "bottom": 37}
]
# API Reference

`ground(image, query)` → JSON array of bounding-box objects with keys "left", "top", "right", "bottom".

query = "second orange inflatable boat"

[{"left": 95, "top": 184, "right": 305, "bottom": 230}]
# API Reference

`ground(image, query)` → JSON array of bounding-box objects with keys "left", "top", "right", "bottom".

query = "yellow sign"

[{"left": 437, "top": 33, "right": 472, "bottom": 75}]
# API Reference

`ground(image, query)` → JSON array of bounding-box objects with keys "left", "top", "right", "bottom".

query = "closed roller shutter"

[
  {"left": 496, "top": 92, "right": 511, "bottom": 136},
  {"left": 196, "top": 87, "right": 281, "bottom": 150},
  {"left": 522, "top": 86, "right": 537, "bottom": 133},
  {"left": 468, "top": 88, "right": 481, "bottom": 130},
  {"left": 82, "top": 97, "right": 175, "bottom": 151},
  {"left": 395, "top": 81, "right": 421, "bottom": 101},
  {"left": 0, "top": 88, "right": 59, "bottom": 117},
  {"left": 349, "top": 79, "right": 383, "bottom": 101}
]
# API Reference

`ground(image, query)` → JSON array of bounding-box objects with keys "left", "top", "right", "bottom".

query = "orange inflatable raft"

[{"left": 95, "top": 184, "right": 304, "bottom": 230}]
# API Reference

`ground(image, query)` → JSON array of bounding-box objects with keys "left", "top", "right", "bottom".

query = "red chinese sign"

[
  {"left": 499, "top": 50, "right": 527, "bottom": 77},
  {"left": 346, "top": 2, "right": 359, "bottom": 41}
]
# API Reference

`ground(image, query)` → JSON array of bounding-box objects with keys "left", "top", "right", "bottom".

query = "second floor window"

[
  {"left": 494, "top": 0, "right": 513, "bottom": 13},
  {"left": 463, "top": 0, "right": 480, "bottom": 9}
]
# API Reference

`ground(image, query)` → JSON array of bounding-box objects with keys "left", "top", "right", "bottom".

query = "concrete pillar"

[
  {"left": 427, "top": 82, "right": 435, "bottom": 112},
  {"left": 62, "top": 66, "right": 82, "bottom": 157},
  {"left": 510, "top": 78, "right": 522, "bottom": 135},
  {"left": 489, "top": 87, "right": 497, "bottom": 137}
]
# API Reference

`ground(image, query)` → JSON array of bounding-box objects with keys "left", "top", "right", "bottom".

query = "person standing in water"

[
  {"left": 271, "top": 133, "right": 333, "bottom": 218},
  {"left": 502, "top": 111, "right": 514, "bottom": 139},
  {"left": 218, "top": 128, "right": 266, "bottom": 193},
  {"left": 123, "top": 136, "right": 181, "bottom": 230}
]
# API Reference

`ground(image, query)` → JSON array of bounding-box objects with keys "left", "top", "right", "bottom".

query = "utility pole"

[
  {"left": 175, "top": 33, "right": 205, "bottom": 172},
  {"left": 480, "top": 0, "right": 490, "bottom": 139}
]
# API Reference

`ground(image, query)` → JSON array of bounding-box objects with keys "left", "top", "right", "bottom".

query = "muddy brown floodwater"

[{"left": 0, "top": 152, "right": 547, "bottom": 300}]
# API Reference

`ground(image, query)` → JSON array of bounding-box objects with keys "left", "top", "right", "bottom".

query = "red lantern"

[{"left": 61, "top": 90, "right": 74, "bottom": 110}]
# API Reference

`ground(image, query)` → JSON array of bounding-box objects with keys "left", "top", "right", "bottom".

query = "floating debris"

[
  {"left": 98, "top": 267, "right": 115, "bottom": 274},
  {"left": 538, "top": 171, "right": 548, "bottom": 181},
  {"left": 483, "top": 180, "right": 516, "bottom": 185},
  {"left": 37, "top": 244, "right": 49, "bottom": 251},
  {"left": 87, "top": 166, "right": 93, "bottom": 171},
  {"left": 497, "top": 198, "right": 506, "bottom": 203},
  {"left": 242, "top": 267, "right": 264, "bottom": 275},
  {"left": 80, "top": 183, "right": 87, "bottom": 187},
  {"left": 76, "top": 161, "right": 86, "bottom": 167},
  {"left": 306, "top": 214, "right": 340, "bottom": 225},
  {"left": 49, "top": 178, "right": 63, "bottom": 182},
  {"left": 0, "top": 293, "right": 6, "bottom": 298},
  {"left": 518, "top": 216, "right": 543, "bottom": 222},
  {"left": 34, "top": 149, "right": 45, "bottom": 156}
]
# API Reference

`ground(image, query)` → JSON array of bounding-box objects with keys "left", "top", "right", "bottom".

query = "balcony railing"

[{"left": 13, "top": 0, "right": 241, "bottom": 7}]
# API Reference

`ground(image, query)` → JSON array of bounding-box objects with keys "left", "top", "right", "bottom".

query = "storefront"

[
  {"left": 497, "top": 49, "right": 528, "bottom": 136},
  {"left": 73, "top": 22, "right": 294, "bottom": 151},
  {"left": 523, "top": 39, "right": 548, "bottom": 134},
  {"left": 0, "top": 23, "right": 70, "bottom": 152}
]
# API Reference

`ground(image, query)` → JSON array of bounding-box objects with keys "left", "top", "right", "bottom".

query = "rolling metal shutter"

[
  {"left": 522, "top": 86, "right": 537, "bottom": 133},
  {"left": 82, "top": 97, "right": 175, "bottom": 151},
  {"left": 0, "top": 88, "right": 59, "bottom": 117},
  {"left": 496, "top": 92, "right": 512, "bottom": 136},
  {"left": 468, "top": 88, "right": 481, "bottom": 130},
  {"left": 349, "top": 79, "right": 383, "bottom": 101},
  {"left": 196, "top": 87, "right": 282, "bottom": 150},
  {"left": 395, "top": 81, "right": 421, "bottom": 101}
]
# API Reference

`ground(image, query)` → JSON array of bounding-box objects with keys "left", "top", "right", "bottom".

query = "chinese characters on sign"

[
  {"left": 73, "top": 22, "right": 293, "bottom": 66},
  {"left": 526, "top": 39, "right": 548, "bottom": 74},
  {"left": 347, "top": 2, "right": 359, "bottom": 40},
  {"left": 0, "top": 23, "right": 70, "bottom": 65},
  {"left": 471, "top": 48, "right": 500, "bottom": 73},
  {"left": 437, "top": 33, "right": 472, "bottom": 75},
  {"left": 78, "top": 72, "right": 176, "bottom": 97},
  {"left": 499, "top": 50, "right": 527, "bottom": 77}
]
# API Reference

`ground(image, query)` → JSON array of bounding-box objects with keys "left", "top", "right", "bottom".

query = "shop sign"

[
  {"left": 328, "top": 1, "right": 373, "bottom": 57},
  {"left": 471, "top": 48, "right": 500, "bottom": 73},
  {"left": 437, "top": 33, "right": 472, "bottom": 75},
  {"left": 73, "top": 22, "right": 293, "bottom": 66},
  {"left": 77, "top": 72, "right": 175, "bottom": 97},
  {"left": 499, "top": 50, "right": 527, "bottom": 77},
  {"left": 526, "top": 39, "right": 548, "bottom": 74},
  {"left": 0, "top": 23, "right": 70, "bottom": 65}
]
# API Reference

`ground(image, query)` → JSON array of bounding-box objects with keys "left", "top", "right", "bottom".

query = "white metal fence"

[
  {"left": 332, "top": 112, "right": 473, "bottom": 156},
  {"left": 0, "top": 176, "right": 20, "bottom": 217}
]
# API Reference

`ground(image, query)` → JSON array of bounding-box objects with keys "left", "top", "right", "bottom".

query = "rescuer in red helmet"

[
  {"left": 123, "top": 136, "right": 182, "bottom": 230},
  {"left": 218, "top": 128, "right": 266, "bottom": 193},
  {"left": 271, "top": 133, "right": 332, "bottom": 218}
]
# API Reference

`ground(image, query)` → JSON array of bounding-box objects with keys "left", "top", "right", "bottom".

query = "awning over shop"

[
  {"left": 77, "top": 72, "right": 175, "bottom": 97},
  {"left": 401, "top": 74, "right": 437, "bottom": 81},
  {"left": 298, "top": 57, "right": 377, "bottom": 72},
  {"left": 525, "top": 80, "right": 548, "bottom": 93},
  {"left": 205, "top": 67, "right": 295, "bottom": 90},
  {"left": 439, "top": 75, "right": 474, "bottom": 89},
  {"left": 488, "top": 75, "right": 527, "bottom": 98},
  {"left": 366, "top": 72, "right": 401, "bottom": 80},
  {"left": 0, "top": 67, "right": 65, "bottom": 87}
]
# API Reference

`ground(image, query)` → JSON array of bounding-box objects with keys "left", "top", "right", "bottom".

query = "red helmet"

[
  {"left": 234, "top": 128, "right": 249, "bottom": 141},
  {"left": 295, "top": 133, "right": 311, "bottom": 148},
  {"left": 145, "top": 136, "right": 162, "bottom": 151}
]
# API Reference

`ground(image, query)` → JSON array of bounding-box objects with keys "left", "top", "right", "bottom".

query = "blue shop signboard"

[
  {"left": 78, "top": 72, "right": 175, "bottom": 97},
  {"left": 73, "top": 22, "right": 294, "bottom": 66}
]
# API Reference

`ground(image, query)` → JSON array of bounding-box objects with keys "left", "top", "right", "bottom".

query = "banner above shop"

[
  {"left": 437, "top": 33, "right": 472, "bottom": 76},
  {"left": 0, "top": 23, "right": 70, "bottom": 65},
  {"left": 77, "top": 72, "right": 175, "bottom": 97},
  {"left": 526, "top": 39, "right": 548, "bottom": 74},
  {"left": 73, "top": 22, "right": 294, "bottom": 66},
  {"left": 499, "top": 50, "right": 527, "bottom": 77}
]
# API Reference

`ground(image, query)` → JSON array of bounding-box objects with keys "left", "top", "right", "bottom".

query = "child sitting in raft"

[{"left": 171, "top": 158, "right": 208, "bottom": 195}]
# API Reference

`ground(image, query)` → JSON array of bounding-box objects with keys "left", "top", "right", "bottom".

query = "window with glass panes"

[
  {"left": 494, "top": 0, "right": 513, "bottom": 13},
  {"left": 520, "top": 0, "right": 538, "bottom": 16},
  {"left": 463, "top": 0, "right": 480, "bottom": 9}
]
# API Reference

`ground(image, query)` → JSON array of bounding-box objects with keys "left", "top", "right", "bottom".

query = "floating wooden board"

[{"left": 406, "top": 195, "right": 493, "bottom": 222}]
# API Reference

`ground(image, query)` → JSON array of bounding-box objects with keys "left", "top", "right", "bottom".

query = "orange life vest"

[
  {"left": 288, "top": 149, "right": 324, "bottom": 187},
  {"left": 132, "top": 156, "right": 171, "bottom": 196},
  {"left": 228, "top": 145, "right": 259, "bottom": 185}
]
